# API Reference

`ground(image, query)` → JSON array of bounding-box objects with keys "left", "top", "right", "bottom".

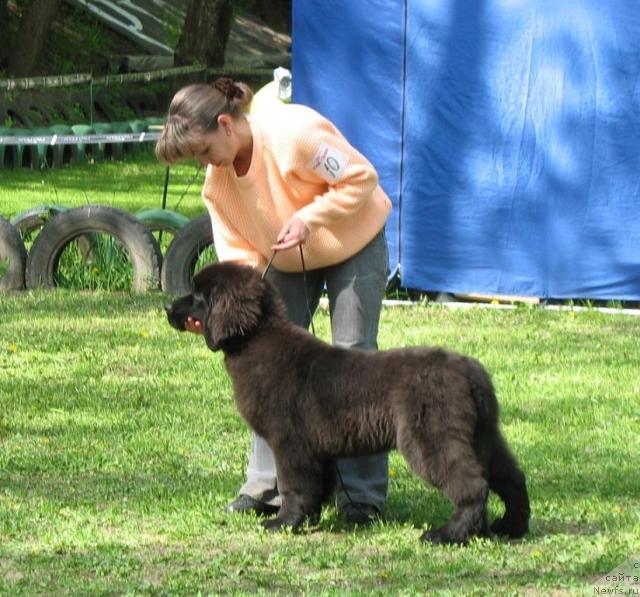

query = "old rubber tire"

[
  {"left": 26, "top": 205, "right": 162, "bottom": 293},
  {"left": 0, "top": 215, "right": 28, "bottom": 290},
  {"left": 135, "top": 209, "right": 190, "bottom": 234},
  {"left": 11, "top": 204, "right": 68, "bottom": 239},
  {"left": 161, "top": 213, "right": 215, "bottom": 295},
  {"left": 12, "top": 204, "right": 95, "bottom": 258}
]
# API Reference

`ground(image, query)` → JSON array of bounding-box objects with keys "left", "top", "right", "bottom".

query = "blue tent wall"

[
  {"left": 293, "top": 1, "right": 640, "bottom": 299},
  {"left": 292, "top": 0, "right": 406, "bottom": 277}
]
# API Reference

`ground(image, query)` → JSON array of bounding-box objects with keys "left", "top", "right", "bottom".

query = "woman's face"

[{"left": 191, "top": 126, "right": 236, "bottom": 168}]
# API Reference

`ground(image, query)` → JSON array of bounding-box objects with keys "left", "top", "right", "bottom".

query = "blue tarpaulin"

[{"left": 293, "top": 0, "right": 640, "bottom": 299}]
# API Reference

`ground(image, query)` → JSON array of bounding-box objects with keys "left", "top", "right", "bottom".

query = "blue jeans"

[{"left": 238, "top": 230, "right": 390, "bottom": 510}]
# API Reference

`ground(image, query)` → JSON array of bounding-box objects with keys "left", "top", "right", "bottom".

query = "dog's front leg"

[
  {"left": 261, "top": 493, "right": 311, "bottom": 532},
  {"left": 261, "top": 449, "right": 323, "bottom": 532}
]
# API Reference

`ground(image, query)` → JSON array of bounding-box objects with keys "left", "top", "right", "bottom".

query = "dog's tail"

[
  {"left": 466, "top": 358, "right": 530, "bottom": 538},
  {"left": 465, "top": 356, "right": 500, "bottom": 452}
]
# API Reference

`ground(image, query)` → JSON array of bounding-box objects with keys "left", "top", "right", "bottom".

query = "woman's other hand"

[
  {"left": 185, "top": 316, "right": 204, "bottom": 334},
  {"left": 272, "top": 216, "right": 310, "bottom": 251}
]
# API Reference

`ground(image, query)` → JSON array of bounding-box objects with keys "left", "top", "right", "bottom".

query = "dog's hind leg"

[
  {"left": 320, "top": 459, "right": 337, "bottom": 505},
  {"left": 262, "top": 447, "right": 325, "bottom": 532},
  {"left": 400, "top": 432, "right": 490, "bottom": 545},
  {"left": 422, "top": 455, "right": 489, "bottom": 545},
  {"left": 487, "top": 434, "right": 530, "bottom": 538}
]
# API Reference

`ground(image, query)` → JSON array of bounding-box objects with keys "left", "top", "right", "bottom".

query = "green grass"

[
  {"left": 1, "top": 294, "right": 638, "bottom": 595},
  {"left": 54, "top": 234, "right": 133, "bottom": 291},
  {"left": 0, "top": 150, "right": 205, "bottom": 221},
  {"left": 0, "top": 151, "right": 209, "bottom": 290},
  {"left": 1, "top": 158, "right": 639, "bottom": 593}
]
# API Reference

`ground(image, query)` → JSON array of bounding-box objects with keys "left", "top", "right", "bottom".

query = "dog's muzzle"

[{"left": 165, "top": 302, "right": 186, "bottom": 331}]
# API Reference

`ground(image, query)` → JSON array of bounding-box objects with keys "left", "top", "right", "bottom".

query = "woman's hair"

[{"left": 155, "top": 77, "right": 253, "bottom": 164}]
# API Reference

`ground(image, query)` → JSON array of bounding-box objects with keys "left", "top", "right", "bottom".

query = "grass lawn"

[
  {"left": 1, "top": 158, "right": 639, "bottom": 594},
  {"left": 0, "top": 150, "right": 205, "bottom": 220},
  {"left": 1, "top": 289, "right": 638, "bottom": 595}
]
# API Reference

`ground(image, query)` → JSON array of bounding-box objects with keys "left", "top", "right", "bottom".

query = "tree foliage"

[{"left": 0, "top": 0, "right": 291, "bottom": 77}]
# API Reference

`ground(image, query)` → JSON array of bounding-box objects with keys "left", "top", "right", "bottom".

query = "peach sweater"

[{"left": 201, "top": 103, "right": 392, "bottom": 272}]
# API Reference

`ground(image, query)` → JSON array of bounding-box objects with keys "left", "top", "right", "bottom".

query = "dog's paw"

[
  {"left": 420, "top": 528, "right": 447, "bottom": 545},
  {"left": 490, "top": 516, "right": 529, "bottom": 539},
  {"left": 261, "top": 518, "right": 288, "bottom": 532},
  {"left": 420, "top": 527, "right": 469, "bottom": 546},
  {"left": 261, "top": 516, "right": 306, "bottom": 533}
]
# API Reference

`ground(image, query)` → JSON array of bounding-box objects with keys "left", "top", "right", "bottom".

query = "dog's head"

[{"left": 165, "top": 262, "right": 285, "bottom": 352}]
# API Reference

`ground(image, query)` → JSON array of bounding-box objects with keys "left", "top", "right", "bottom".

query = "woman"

[{"left": 156, "top": 77, "right": 392, "bottom": 524}]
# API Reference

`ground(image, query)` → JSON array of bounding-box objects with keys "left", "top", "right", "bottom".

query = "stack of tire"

[
  {"left": 0, "top": 205, "right": 214, "bottom": 295},
  {"left": 0, "top": 215, "right": 28, "bottom": 291}
]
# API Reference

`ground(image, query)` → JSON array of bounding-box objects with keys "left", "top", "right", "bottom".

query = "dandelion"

[{"left": 7, "top": 343, "right": 17, "bottom": 353}]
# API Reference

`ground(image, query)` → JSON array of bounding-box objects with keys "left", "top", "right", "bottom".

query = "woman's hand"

[
  {"left": 272, "top": 216, "right": 310, "bottom": 251},
  {"left": 185, "top": 316, "right": 204, "bottom": 334}
]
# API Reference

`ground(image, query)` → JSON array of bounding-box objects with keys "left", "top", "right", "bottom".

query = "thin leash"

[
  {"left": 298, "top": 245, "right": 316, "bottom": 337},
  {"left": 262, "top": 245, "right": 315, "bottom": 336},
  {"left": 261, "top": 250, "right": 277, "bottom": 280},
  {"left": 262, "top": 244, "right": 371, "bottom": 520}
]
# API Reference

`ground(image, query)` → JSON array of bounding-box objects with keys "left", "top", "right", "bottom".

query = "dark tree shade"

[
  {"left": 7, "top": 0, "right": 61, "bottom": 76},
  {"left": 239, "top": 0, "right": 291, "bottom": 34},
  {"left": 175, "top": 0, "right": 233, "bottom": 68},
  {"left": 0, "top": 0, "right": 10, "bottom": 69}
]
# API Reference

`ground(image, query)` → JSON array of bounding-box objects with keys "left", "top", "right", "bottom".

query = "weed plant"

[{"left": 54, "top": 234, "right": 133, "bottom": 291}]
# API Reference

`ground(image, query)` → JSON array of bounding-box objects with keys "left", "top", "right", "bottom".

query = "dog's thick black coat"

[{"left": 166, "top": 262, "right": 530, "bottom": 544}]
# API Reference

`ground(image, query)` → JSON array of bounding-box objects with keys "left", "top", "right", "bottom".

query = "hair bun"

[{"left": 213, "top": 77, "right": 244, "bottom": 101}]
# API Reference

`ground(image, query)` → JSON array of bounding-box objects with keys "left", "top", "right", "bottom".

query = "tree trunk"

[
  {"left": 0, "top": 0, "right": 10, "bottom": 69},
  {"left": 7, "top": 0, "right": 61, "bottom": 76},
  {"left": 175, "top": 0, "right": 233, "bottom": 68}
]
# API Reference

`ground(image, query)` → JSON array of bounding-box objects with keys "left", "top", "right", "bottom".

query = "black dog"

[{"left": 166, "top": 262, "right": 530, "bottom": 544}]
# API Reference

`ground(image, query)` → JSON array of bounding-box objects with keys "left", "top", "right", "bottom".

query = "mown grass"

[
  {"left": 0, "top": 149, "right": 205, "bottom": 220},
  {"left": 1, "top": 292, "right": 638, "bottom": 595}
]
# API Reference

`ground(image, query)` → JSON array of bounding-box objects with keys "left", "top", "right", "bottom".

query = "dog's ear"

[{"left": 203, "top": 279, "right": 263, "bottom": 350}]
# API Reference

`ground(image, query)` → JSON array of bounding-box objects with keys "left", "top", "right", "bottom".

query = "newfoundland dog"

[{"left": 165, "top": 262, "right": 530, "bottom": 545}]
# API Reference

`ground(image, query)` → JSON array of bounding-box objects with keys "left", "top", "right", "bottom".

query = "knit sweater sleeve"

[
  {"left": 286, "top": 121, "right": 380, "bottom": 230},
  {"left": 204, "top": 200, "right": 265, "bottom": 270}
]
